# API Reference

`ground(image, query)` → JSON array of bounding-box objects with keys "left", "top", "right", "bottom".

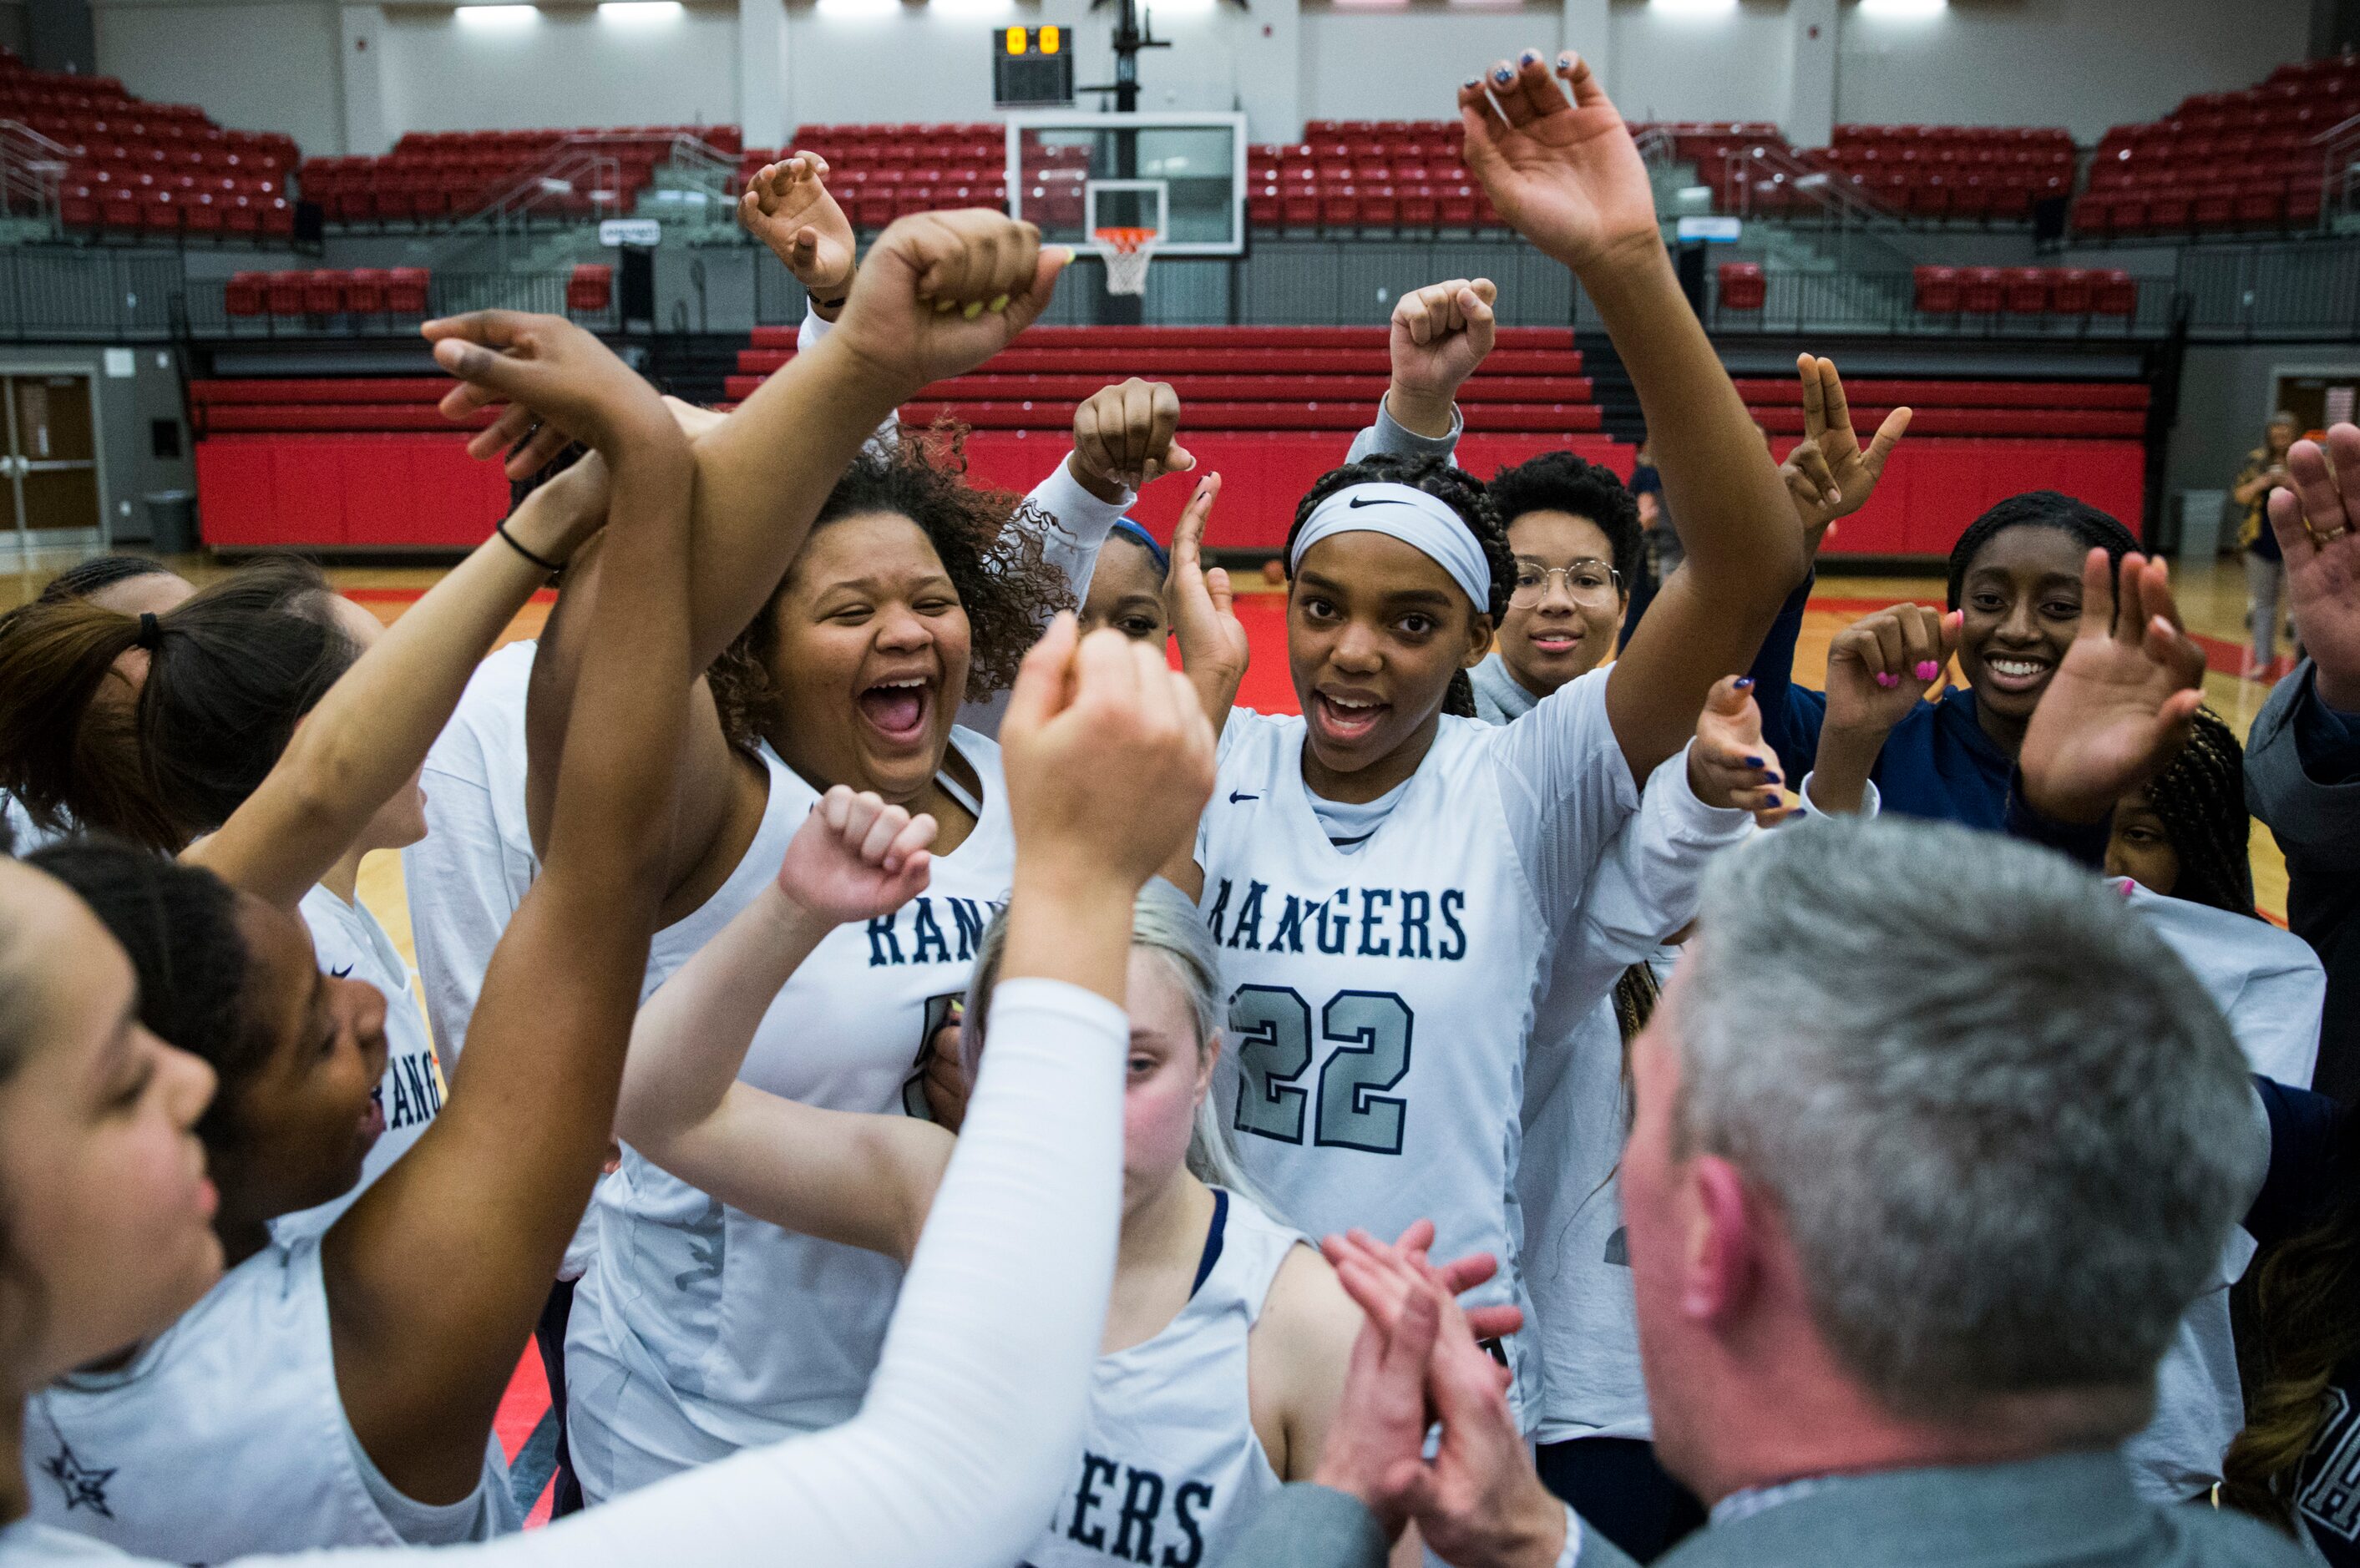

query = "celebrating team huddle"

[{"left": 0, "top": 40, "right": 2342, "bottom": 1568}]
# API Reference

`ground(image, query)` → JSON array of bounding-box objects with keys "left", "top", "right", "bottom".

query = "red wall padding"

[
  {"left": 199, "top": 434, "right": 512, "bottom": 549},
  {"left": 1805, "top": 438, "right": 2146, "bottom": 556}
]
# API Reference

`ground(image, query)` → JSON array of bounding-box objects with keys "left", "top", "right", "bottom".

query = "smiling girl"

[{"left": 1161, "top": 50, "right": 1799, "bottom": 1421}]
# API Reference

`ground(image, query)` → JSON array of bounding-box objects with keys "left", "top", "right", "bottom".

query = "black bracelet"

[{"left": 497, "top": 520, "right": 563, "bottom": 576}]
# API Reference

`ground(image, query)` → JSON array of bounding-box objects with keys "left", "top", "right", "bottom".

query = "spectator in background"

[
  {"left": 1618, "top": 439, "right": 1669, "bottom": 650},
  {"left": 2233, "top": 412, "right": 2302, "bottom": 677},
  {"left": 2246, "top": 422, "right": 2360, "bottom": 1105}
]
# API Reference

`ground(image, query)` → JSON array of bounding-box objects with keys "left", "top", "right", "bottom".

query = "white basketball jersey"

[
  {"left": 567, "top": 730, "right": 1016, "bottom": 1498},
  {"left": 273, "top": 885, "right": 445, "bottom": 1245},
  {"left": 1023, "top": 1191, "right": 1297, "bottom": 1568},
  {"left": 1517, "top": 990, "right": 1648, "bottom": 1446},
  {"left": 1197, "top": 678, "right": 1638, "bottom": 1420},
  {"left": 21, "top": 1238, "right": 515, "bottom": 1559}
]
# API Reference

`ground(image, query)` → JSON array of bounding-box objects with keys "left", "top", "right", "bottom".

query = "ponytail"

[{"left": 0, "top": 559, "right": 351, "bottom": 851}]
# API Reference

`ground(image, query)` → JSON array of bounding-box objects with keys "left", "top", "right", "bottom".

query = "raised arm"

[
  {"left": 1346, "top": 276, "right": 1496, "bottom": 457},
  {"left": 320, "top": 312, "right": 696, "bottom": 1507},
  {"left": 1459, "top": 51, "right": 1805, "bottom": 779},
  {"left": 616, "top": 787, "right": 951, "bottom": 1262},
  {"left": 182, "top": 455, "right": 605, "bottom": 910}
]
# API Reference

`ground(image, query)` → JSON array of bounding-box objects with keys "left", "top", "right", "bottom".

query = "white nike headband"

[{"left": 1289, "top": 482, "right": 1493, "bottom": 609}]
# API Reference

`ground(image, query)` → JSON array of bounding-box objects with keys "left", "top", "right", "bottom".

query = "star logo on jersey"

[{"left": 43, "top": 1440, "right": 116, "bottom": 1518}]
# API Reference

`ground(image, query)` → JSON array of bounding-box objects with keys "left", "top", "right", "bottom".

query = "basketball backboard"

[{"left": 1004, "top": 111, "right": 1247, "bottom": 256}]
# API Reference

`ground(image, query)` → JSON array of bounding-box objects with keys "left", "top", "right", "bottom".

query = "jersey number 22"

[{"left": 1230, "top": 985, "right": 1413, "bottom": 1155}]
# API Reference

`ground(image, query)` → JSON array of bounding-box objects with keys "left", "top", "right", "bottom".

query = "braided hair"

[
  {"left": 1945, "top": 491, "right": 2140, "bottom": 611},
  {"left": 2142, "top": 706, "right": 2255, "bottom": 917},
  {"left": 1284, "top": 455, "right": 1512, "bottom": 720}
]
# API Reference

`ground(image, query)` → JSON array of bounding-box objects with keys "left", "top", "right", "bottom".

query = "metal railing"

[
  {"left": 0, "top": 120, "right": 72, "bottom": 236},
  {"left": 0, "top": 248, "right": 183, "bottom": 340},
  {"left": 1699, "top": 246, "right": 2360, "bottom": 342},
  {"left": 428, "top": 131, "right": 739, "bottom": 269},
  {"left": 2316, "top": 112, "right": 2360, "bottom": 231}
]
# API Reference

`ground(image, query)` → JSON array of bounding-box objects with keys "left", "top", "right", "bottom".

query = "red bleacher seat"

[
  {"left": 1914, "top": 266, "right": 1961, "bottom": 314},
  {"left": 224, "top": 271, "right": 266, "bottom": 317},
  {"left": 2002, "top": 268, "right": 2049, "bottom": 314},
  {"left": 1961, "top": 267, "right": 2005, "bottom": 313},
  {"left": 1718, "top": 262, "right": 1765, "bottom": 311},
  {"left": 2049, "top": 269, "right": 2094, "bottom": 315},
  {"left": 266, "top": 271, "right": 307, "bottom": 316},
  {"left": 567, "top": 264, "right": 613, "bottom": 313},
  {"left": 386, "top": 268, "right": 431, "bottom": 314},
  {"left": 343, "top": 269, "right": 387, "bottom": 314},
  {"left": 2094, "top": 271, "right": 2139, "bottom": 316},
  {"left": 302, "top": 270, "right": 344, "bottom": 314}
]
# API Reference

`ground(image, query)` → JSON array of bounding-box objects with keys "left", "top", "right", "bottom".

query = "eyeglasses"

[{"left": 1509, "top": 559, "right": 1622, "bottom": 609}]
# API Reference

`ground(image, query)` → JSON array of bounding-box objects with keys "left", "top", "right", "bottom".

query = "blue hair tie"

[{"left": 1111, "top": 518, "right": 1170, "bottom": 577}]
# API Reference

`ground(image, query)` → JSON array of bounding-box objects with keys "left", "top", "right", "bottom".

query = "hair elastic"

[
  {"left": 1289, "top": 482, "right": 1491, "bottom": 608},
  {"left": 496, "top": 520, "right": 563, "bottom": 576},
  {"left": 134, "top": 611, "right": 163, "bottom": 650}
]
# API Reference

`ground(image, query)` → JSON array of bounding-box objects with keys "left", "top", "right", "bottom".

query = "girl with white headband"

[{"left": 1162, "top": 49, "right": 1806, "bottom": 1421}]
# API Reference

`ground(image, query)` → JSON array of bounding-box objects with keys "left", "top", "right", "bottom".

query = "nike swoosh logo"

[
  {"left": 1346, "top": 495, "right": 1400, "bottom": 508},
  {"left": 331, "top": 964, "right": 355, "bottom": 979},
  {"left": 1229, "top": 792, "right": 1260, "bottom": 804}
]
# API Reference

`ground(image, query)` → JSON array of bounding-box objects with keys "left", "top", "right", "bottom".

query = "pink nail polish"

[
  {"left": 1874, "top": 671, "right": 1901, "bottom": 689},
  {"left": 1915, "top": 660, "right": 1940, "bottom": 680}
]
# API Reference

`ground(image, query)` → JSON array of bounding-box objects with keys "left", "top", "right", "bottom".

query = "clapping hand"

[
  {"left": 2018, "top": 549, "right": 2207, "bottom": 825},
  {"left": 1780, "top": 354, "right": 1912, "bottom": 547},
  {"left": 1386, "top": 277, "right": 1497, "bottom": 438},
  {"left": 1457, "top": 50, "right": 1659, "bottom": 276},
  {"left": 774, "top": 784, "right": 937, "bottom": 925},
  {"left": 1070, "top": 378, "right": 1196, "bottom": 501},
  {"left": 741, "top": 152, "right": 858, "bottom": 306},
  {"left": 2266, "top": 422, "right": 2360, "bottom": 711}
]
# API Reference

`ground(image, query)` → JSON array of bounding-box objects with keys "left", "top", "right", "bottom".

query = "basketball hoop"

[{"left": 1096, "top": 225, "right": 1157, "bottom": 296}]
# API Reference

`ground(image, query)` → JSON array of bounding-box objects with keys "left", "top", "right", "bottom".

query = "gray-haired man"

[{"left": 1241, "top": 815, "right": 2304, "bottom": 1568}]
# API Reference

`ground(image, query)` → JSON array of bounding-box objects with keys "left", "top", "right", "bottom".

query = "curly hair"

[
  {"left": 1486, "top": 451, "right": 1644, "bottom": 595},
  {"left": 705, "top": 423, "right": 1075, "bottom": 751},
  {"left": 1284, "top": 454, "right": 1513, "bottom": 720},
  {"left": 1945, "top": 491, "right": 2140, "bottom": 612},
  {"left": 2142, "top": 706, "right": 2253, "bottom": 917}
]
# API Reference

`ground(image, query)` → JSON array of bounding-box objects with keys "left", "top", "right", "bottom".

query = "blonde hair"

[{"left": 959, "top": 879, "right": 1275, "bottom": 1212}]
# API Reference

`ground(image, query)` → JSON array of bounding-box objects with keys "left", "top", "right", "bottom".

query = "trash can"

[
  {"left": 2176, "top": 488, "right": 2226, "bottom": 566},
  {"left": 142, "top": 490, "right": 198, "bottom": 555}
]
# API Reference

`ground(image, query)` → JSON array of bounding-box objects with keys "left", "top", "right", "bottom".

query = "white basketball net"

[{"left": 1098, "top": 229, "right": 1157, "bottom": 296}]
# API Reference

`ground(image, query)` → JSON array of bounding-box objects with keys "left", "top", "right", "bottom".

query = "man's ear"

[{"left": 1681, "top": 1153, "right": 1761, "bottom": 1325}]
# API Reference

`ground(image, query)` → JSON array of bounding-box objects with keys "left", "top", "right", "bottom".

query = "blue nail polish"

[
  {"left": 1462, "top": 77, "right": 1480, "bottom": 89},
  {"left": 1494, "top": 65, "right": 1514, "bottom": 84},
  {"left": 1745, "top": 755, "right": 1765, "bottom": 768},
  {"left": 1735, "top": 676, "right": 1754, "bottom": 690},
  {"left": 1520, "top": 48, "right": 1540, "bottom": 64}
]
